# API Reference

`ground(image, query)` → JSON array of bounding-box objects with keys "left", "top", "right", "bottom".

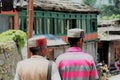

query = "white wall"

[{"left": 83, "top": 42, "right": 98, "bottom": 62}]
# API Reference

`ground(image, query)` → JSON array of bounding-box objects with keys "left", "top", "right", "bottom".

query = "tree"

[
  {"left": 82, "top": 0, "right": 120, "bottom": 20},
  {"left": 99, "top": 0, "right": 120, "bottom": 19},
  {"left": 114, "top": 0, "right": 120, "bottom": 14},
  {"left": 100, "top": 5, "right": 114, "bottom": 16},
  {"left": 82, "top": 0, "right": 96, "bottom": 7}
]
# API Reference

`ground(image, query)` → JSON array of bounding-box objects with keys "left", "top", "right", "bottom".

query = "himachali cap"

[
  {"left": 28, "top": 36, "right": 47, "bottom": 48},
  {"left": 67, "top": 28, "right": 85, "bottom": 38}
]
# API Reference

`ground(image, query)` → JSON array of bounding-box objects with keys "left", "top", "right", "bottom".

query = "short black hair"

[
  {"left": 29, "top": 47, "right": 40, "bottom": 55},
  {"left": 68, "top": 37, "right": 81, "bottom": 47},
  {"left": 115, "top": 58, "right": 119, "bottom": 62}
]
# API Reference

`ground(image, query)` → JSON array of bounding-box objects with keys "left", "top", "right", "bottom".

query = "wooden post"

[
  {"left": 0, "top": 1, "right": 1, "bottom": 13},
  {"left": 27, "top": 0, "right": 33, "bottom": 58}
]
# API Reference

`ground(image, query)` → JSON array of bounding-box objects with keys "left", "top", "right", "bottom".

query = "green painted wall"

[{"left": 18, "top": 10, "right": 98, "bottom": 36}]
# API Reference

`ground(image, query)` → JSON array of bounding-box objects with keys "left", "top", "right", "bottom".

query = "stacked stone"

[{"left": 0, "top": 41, "right": 21, "bottom": 80}]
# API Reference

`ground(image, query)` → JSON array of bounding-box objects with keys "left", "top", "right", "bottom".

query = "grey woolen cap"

[{"left": 67, "top": 28, "right": 85, "bottom": 38}]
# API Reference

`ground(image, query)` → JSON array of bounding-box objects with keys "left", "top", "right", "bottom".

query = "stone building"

[{"left": 98, "top": 20, "right": 120, "bottom": 65}]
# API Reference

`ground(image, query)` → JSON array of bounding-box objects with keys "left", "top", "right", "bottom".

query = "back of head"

[
  {"left": 67, "top": 28, "right": 85, "bottom": 47},
  {"left": 28, "top": 36, "right": 47, "bottom": 55},
  {"left": 115, "top": 58, "right": 119, "bottom": 62}
]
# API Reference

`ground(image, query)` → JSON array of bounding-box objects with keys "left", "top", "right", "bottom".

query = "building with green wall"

[{"left": 17, "top": 0, "right": 100, "bottom": 62}]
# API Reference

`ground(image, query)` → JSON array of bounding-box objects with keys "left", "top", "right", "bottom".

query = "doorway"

[{"left": 97, "top": 41, "right": 109, "bottom": 64}]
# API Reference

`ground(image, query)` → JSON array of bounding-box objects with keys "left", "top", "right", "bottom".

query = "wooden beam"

[{"left": 27, "top": 0, "right": 34, "bottom": 58}]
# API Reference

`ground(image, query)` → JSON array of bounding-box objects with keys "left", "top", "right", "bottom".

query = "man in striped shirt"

[{"left": 56, "top": 28, "right": 98, "bottom": 80}]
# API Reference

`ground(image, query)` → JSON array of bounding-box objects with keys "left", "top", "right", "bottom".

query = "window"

[
  {"left": 49, "top": 18, "right": 58, "bottom": 35},
  {"left": 19, "top": 18, "right": 27, "bottom": 32},
  {"left": 0, "top": 15, "right": 10, "bottom": 33},
  {"left": 1, "top": 0, "right": 13, "bottom": 11},
  {"left": 82, "top": 19, "right": 86, "bottom": 32},
  {"left": 78, "top": 19, "right": 82, "bottom": 29},
  {"left": 62, "top": 19, "right": 67, "bottom": 35},
  {"left": 47, "top": 19, "right": 50, "bottom": 34},
  {"left": 91, "top": 19, "right": 97, "bottom": 32},
  {"left": 54, "top": 18, "right": 57, "bottom": 34},
  {"left": 109, "top": 31, "right": 120, "bottom": 35},
  {"left": 72, "top": 19, "right": 76, "bottom": 28},
  {"left": 50, "top": 18, "right": 54, "bottom": 34},
  {"left": 49, "top": 18, "right": 67, "bottom": 35},
  {"left": 34, "top": 18, "right": 47, "bottom": 34}
]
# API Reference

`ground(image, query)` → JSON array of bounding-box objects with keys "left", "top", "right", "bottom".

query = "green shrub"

[{"left": 0, "top": 30, "right": 27, "bottom": 54}]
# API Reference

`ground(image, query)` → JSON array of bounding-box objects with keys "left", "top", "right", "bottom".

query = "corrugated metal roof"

[{"left": 34, "top": 34, "right": 67, "bottom": 47}]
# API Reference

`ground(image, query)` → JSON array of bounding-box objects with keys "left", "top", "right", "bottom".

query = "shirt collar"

[
  {"left": 31, "top": 55, "right": 45, "bottom": 59},
  {"left": 66, "top": 47, "right": 82, "bottom": 52}
]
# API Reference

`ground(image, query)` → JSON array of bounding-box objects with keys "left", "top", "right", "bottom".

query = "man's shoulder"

[
  {"left": 55, "top": 53, "right": 67, "bottom": 62},
  {"left": 82, "top": 52, "right": 93, "bottom": 58},
  {"left": 56, "top": 52, "right": 67, "bottom": 58},
  {"left": 17, "top": 59, "right": 30, "bottom": 64}
]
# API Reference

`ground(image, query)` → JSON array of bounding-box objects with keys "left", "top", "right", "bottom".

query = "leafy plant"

[
  {"left": 82, "top": 0, "right": 120, "bottom": 20},
  {"left": 100, "top": 14, "right": 120, "bottom": 20},
  {"left": 0, "top": 30, "right": 26, "bottom": 55},
  {"left": 82, "top": 0, "right": 96, "bottom": 7}
]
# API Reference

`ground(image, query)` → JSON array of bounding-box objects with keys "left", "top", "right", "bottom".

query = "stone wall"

[{"left": 0, "top": 41, "right": 21, "bottom": 80}]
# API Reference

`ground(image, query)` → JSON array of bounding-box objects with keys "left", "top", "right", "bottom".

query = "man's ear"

[
  {"left": 77, "top": 38, "right": 83, "bottom": 48},
  {"left": 41, "top": 48, "right": 48, "bottom": 57},
  {"left": 80, "top": 38, "right": 83, "bottom": 44},
  {"left": 40, "top": 49, "right": 45, "bottom": 57}
]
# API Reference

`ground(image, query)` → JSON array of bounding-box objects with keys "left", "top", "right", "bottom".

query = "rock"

[{"left": 0, "top": 41, "right": 22, "bottom": 80}]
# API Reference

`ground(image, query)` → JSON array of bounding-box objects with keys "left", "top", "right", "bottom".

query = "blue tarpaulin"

[{"left": 34, "top": 34, "right": 67, "bottom": 47}]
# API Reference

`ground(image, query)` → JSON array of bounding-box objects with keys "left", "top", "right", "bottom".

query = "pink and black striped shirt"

[{"left": 56, "top": 47, "right": 98, "bottom": 80}]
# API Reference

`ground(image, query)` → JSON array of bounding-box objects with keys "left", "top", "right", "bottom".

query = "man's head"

[
  {"left": 28, "top": 36, "right": 48, "bottom": 57},
  {"left": 67, "top": 28, "right": 85, "bottom": 48}
]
